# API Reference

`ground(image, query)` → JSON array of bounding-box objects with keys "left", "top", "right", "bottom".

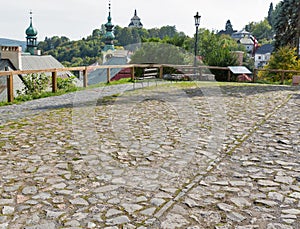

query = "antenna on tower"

[{"left": 108, "top": 0, "right": 111, "bottom": 16}]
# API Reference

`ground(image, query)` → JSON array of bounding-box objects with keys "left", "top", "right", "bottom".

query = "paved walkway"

[{"left": 0, "top": 82, "right": 299, "bottom": 228}]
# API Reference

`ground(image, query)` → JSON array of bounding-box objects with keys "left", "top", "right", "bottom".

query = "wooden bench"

[{"left": 134, "top": 67, "right": 159, "bottom": 87}]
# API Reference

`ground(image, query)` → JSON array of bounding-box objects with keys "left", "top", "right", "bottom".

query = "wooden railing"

[
  {"left": 0, "top": 64, "right": 165, "bottom": 103},
  {"left": 1, "top": 64, "right": 299, "bottom": 103},
  {"left": 253, "top": 68, "right": 300, "bottom": 84}
]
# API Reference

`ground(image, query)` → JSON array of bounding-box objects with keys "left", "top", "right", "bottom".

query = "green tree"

[
  {"left": 116, "top": 27, "right": 133, "bottom": 46},
  {"left": 38, "top": 32, "right": 104, "bottom": 67},
  {"left": 148, "top": 28, "right": 160, "bottom": 38},
  {"left": 198, "top": 30, "right": 244, "bottom": 80},
  {"left": 273, "top": 0, "right": 300, "bottom": 51},
  {"left": 158, "top": 26, "right": 177, "bottom": 39},
  {"left": 245, "top": 19, "right": 273, "bottom": 41},
  {"left": 199, "top": 30, "right": 239, "bottom": 67},
  {"left": 267, "top": 3, "right": 275, "bottom": 27},
  {"left": 258, "top": 46, "right": 300, "bottom": 82},
  {"left": 225, "top": 20, "right": 234, "bottom": 34},
  {"left": 130, "top": 41, "right": 190, "bottom": 65}
]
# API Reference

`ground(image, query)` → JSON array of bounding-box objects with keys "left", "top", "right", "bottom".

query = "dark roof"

[
  {"left": 255, "top": 44, "right": 274, "bottom": 55},
  {"left": 0, "top": 59, "right": 16, "bottom": 71},
  {"left": 217, "top": 30, "right": 237, "bottom": 36}
]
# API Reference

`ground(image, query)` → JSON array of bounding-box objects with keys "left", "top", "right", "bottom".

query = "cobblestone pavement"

[{"left": 0, "top": 82, "right": 299, "bottom": 228}]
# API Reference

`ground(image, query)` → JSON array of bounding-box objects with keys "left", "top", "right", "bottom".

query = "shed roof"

[{"left": 228, "top": 66, "right": 252, "bottom": 74}]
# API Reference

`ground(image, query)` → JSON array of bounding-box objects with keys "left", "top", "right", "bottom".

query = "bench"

[{"left": 134, "top": 67, "right": 159, "bottom": 87}]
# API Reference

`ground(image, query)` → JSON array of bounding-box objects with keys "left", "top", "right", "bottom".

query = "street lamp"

[{"left": 194, "top": 12, "right": 201, "bottom": 74}]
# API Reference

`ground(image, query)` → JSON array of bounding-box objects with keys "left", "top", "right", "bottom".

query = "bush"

[
  {"left": 18, "top": 73, "right": 49, "bottom": 97},
  {"left": 258, "top": 46, "right": 300, "bottom": 82},
  {"left": 57, "top": 76, "right": 77, "bottom": 91}
]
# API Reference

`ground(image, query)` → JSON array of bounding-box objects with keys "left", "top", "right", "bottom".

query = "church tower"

[
  {"left": 128, "top": 10, "right": 143, "bottom": 28},
  {"left": 25, "top": 11, "right": 38, "bottom": 55},
  {"left": 103, "top": 1, "right": 115, "bottom": 52}
]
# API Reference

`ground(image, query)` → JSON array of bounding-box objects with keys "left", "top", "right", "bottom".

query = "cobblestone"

[{"left": 0, "top": 82, "right": 299, "bottom": 228}]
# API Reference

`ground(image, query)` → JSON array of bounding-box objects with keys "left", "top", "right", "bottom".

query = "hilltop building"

[{"left": 128, "top": 10, "right": 143, "bottom": 28}]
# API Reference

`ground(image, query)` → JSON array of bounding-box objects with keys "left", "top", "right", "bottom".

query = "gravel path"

[{"left": 0, "top": 82, "right": 299, "bottom": 228}]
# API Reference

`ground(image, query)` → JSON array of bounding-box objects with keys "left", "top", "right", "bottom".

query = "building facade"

[{"left": 128, "top": 10, "right": 143, "bottom": 28}]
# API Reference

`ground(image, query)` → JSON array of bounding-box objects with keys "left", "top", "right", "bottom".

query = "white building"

[
  {"left": 254, "top": 44, "right": 274, "bottom": 68},
  {"left": 232, "top": 29, "right": 257, "bottom": 54}
]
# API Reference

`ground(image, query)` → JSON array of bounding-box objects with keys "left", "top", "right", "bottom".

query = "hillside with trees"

[
  {"left": 38, "top": 24, "right": 247, "bottom": 73},
  {"left": 37, "top": 0, "right": 299, "bottom": 73},
  {"left": 37, "top": 26, "right": 183, "bottom": 66}
]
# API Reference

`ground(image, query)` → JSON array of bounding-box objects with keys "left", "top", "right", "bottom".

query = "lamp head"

[{"left": 194, "top": 12, "right": 201, "bottom": 27}]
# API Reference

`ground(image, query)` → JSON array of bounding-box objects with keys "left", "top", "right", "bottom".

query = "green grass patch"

[{"left": 88, "top": 78, "right": 133, "bottom": 89}]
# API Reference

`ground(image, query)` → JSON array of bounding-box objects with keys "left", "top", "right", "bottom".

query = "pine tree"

[
  {"left": 273, "top": 0, "right": 300, "bottom": 53},
  {"left": 225, "top": 20, "right": 234, "bottom": 34},
  {"left": 267, "top": 3, "right": 274, "bottom": 27}
]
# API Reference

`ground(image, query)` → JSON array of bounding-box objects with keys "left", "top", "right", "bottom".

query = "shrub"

[
  {"left": 258, "top": 46, "right": 300, "bottom": 82},
  {"left": 57, "top": 76, "right": 77, "bottom": 91},
  {"left": 18, "top": 73, "right": 49, "bottom": 97}
]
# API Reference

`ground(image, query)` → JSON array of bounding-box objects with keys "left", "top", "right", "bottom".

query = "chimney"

[
  {"left": 0, "top": 46, "right": 22, "bottom": 69},
  {"left": 231, "top": 51, "right": 244, "bottom": 66}
]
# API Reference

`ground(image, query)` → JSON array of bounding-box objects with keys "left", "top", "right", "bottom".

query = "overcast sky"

[{"left": 0, "top": 0, "right": 281, "bottom": 41}]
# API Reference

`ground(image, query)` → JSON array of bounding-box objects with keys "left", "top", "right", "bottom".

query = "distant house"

[
  {"left": 0, "top": 46, "right": 77, "bottom": 101},
  {"left": 0, "top": 12, "right": 79, "bottom": 102},
  {"left": 232, "top": 29, "right": 258, "bottom": 55},
  {"left": 217, "top": 20, "right": 237, "bottom": 36},
  {"left": 0, "top": 51, "right": 23, "bottom": 102},
  {"left": 254, "top": 44, "right": 274, "bottom": 68}
]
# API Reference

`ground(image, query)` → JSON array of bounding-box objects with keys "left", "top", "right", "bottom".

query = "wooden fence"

[
  {"left": 0, "top": 64, "right": 299, "bottom": 103},
  {"left": 252, "top": 68, "right": 300, "bottom": 84},
  {"left": 0, "top": 64, "right": 165, "bottom": 103}
]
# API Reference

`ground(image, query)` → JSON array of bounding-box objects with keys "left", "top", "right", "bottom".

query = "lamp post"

[{"left": 194, "top": 12, "right": 201, "bottom": 75}]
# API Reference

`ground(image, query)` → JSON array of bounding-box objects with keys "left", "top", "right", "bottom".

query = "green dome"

[{"left": 26, "top": 20, "right": 38, "bottom": 37}]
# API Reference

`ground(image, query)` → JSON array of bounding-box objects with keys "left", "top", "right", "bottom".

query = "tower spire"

[
  {"left": 25, "top": 10, "right": 38, "bottom": 55},
  {"left": 108, "top": 1, "right": 111, "bottom": 18},
  {"left": 103, "top": 0, "right": 115, "bottom": 51},
  {"left": 30, "top": 10, "right": 33, "bottom": 25}
]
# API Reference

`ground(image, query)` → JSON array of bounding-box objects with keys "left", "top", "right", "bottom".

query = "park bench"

[{"left": 134, "top": 67, "right": 159, "bottom": 87}]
